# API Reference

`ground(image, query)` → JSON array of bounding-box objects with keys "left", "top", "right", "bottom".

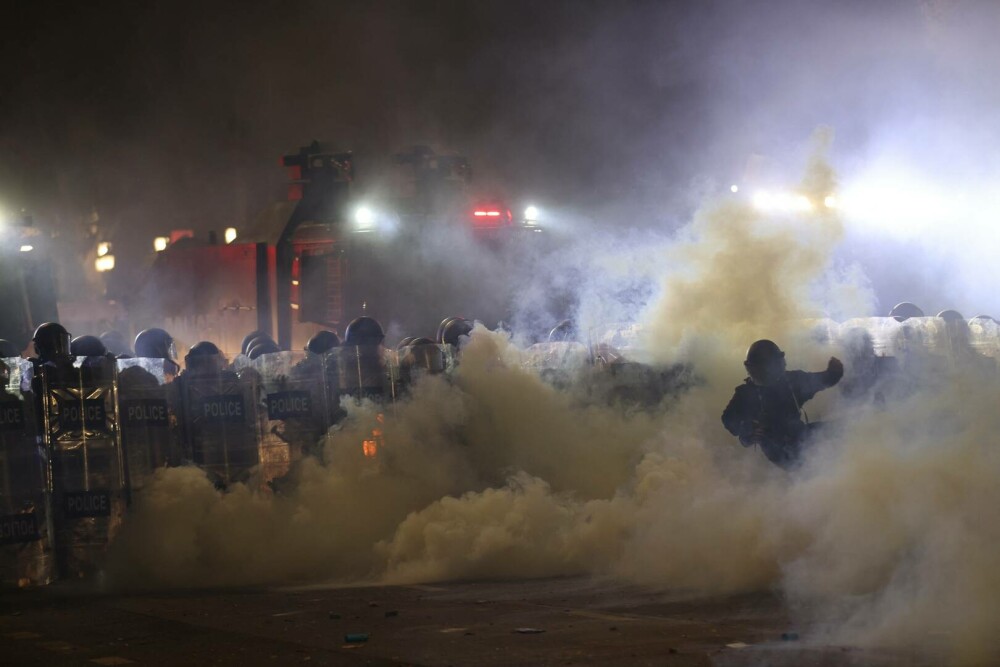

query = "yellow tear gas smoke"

[{"left": 107, "top": 138, "right": 1000, "bottom": 664}]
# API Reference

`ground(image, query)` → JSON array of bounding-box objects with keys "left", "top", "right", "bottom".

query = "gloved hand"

[
  {"left": 739, "top": 420, "right": 767, "bottom": 447},
  {"left": 826, "top": 356, "right": 844, "bottom": 385}
]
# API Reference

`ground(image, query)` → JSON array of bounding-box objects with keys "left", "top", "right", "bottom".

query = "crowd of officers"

[
  {"left": 2, "top": 301, "right": 992, "bottom": 586},
  {"left": 0, "top": 315, "right": 476, "bottom": 587}
]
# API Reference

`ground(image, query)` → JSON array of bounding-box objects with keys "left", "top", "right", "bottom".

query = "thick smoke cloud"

[{"left": 109, "top": 145, "right": 1000, "bottom": 664}]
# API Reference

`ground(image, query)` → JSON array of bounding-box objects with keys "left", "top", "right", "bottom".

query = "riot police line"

[
  {"left": 4, "top": 305, "right": 994, "bottom": 587},
  {"left": 0, "top": 317, "right": 459, "bottom": 588}
]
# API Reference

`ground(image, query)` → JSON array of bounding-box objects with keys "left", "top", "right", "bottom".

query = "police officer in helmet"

[
  {"left": 306, "top": 330, "right": 340, "bottom": 356},
  {"left": 722, "top": 339, "right": 843, "bottom": 469},
  {"left": 439, "top": 317, "right": 472, "bottom": 348},
  {"left": 100, "top": 330, "right": 133, "bottom": 358},
  {"left": 344, "top": 316, "right": 385, "bottom": 347},
  {"left": 31, "top": 322, "right": 72, "bottom": 365},
  {"left": 70, "top": 335, "right": 108, "bottom": 358},
  {"left": 134, "top": 328, "right": 180, "bottom": 377}
]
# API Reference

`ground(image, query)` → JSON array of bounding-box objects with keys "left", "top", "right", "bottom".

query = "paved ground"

[{"left": 0, "top": 577, "right": 937, "bottom": 666}]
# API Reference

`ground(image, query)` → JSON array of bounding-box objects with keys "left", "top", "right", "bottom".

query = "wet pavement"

[{"left": 0, "top": 577, "right": 936, "bottom": 666}]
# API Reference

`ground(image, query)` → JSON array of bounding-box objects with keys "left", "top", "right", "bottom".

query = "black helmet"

[
  {"left": 306, "top": 330, "right": 341, "bottom": 355},
  {"left": 247, "top": 339, "right": 280, "bottom": 359},
  {"left": 241, "top": 330, "right": 272, "bottom": 355},
  {"left": 436, "top": 317, "right": 460, "bottom": 344},
  {"left": 547, "top": 319, "right": 575, "bottom": 342},
  {"left": 889, "top": 302, "right": 924, "bottom": 322},
  {"left": 184, "top": 341, "right": 224, "bottom": 374},
  {"left": 134, "top": 328, "right": 176, "bottom": 360},
  {"left": 969, "top": 315, "right": 997, "bottom": 326},
  {"left": 395, "top": 337, "right": 416, "bottom": 351},
  {"left": 344, "top": 316, "right": 385, "bottom": 346},
  {"left": 33, "top": 322, "right": 72, "bottom": 362},
  {"left": 937, "top": 309, "right": 965, "bottom": 323},
  {"left": 70, "top": 335, "right": 107, "bottom": 357},
  {"left": 440, "top": 317, "right": 473, "bottom": 347},
  {"left": 402, "top": 338, "right": 445, "bottom": 375},
  {"left": 99, "top": 330, "right": 132, "bottom": 357},
  {"left": 744, "top": 339, "right": 786, "bottom": 386},
  {"left": 0, "top": 339, "right": 20, "bottom": 358}
]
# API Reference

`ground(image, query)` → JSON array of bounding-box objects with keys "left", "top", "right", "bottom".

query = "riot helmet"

[
  {"left": 889, "top": 302, "right": 924, "bottom": 322},
  {"left": 32, "top": 322, "right": 72, "bottom": 362},
  {"left": 70, "top": 335, "right": 108, "bottom": 357},
  {"left": 395, "top": 337, "right": 416, "bottom": 351},
  {"left": 937, "top": 309, "right": 965, "bottom": 323},
  {"left": 970, "top": 315, "right": 997, "bottom": 325},
  {"left": 247, "top": 339, "right": 280, "bottom": 360},
  {"left": 402, "top": 337, "right": 445, "bottom": 375},
  {"left": 306, "top": 330, "right": 341, "bottom": 355},
  {"left": 548, "top": 319, "right": 575, "bottom": 343},
  {"left": 344, "top": 316, "right": 385, "bottom": 346},
  {"left": 744, "top": 339, "right": 786, "bottom": 387},
  {"left": 134, "top": 328, "right": 176, "bottom": 360},
  {"left": 184, "top": 341, "right": 225, "bottom": 375},
  {"left": 436, "top": 317, "right": 460, "bottom": 344},
  {"left": 440, "top": 317, "right": 473, "bottom": 347},
  {"left": 100, "top": 330, "right": 132, "bottom": 357},
  {"left": 0, "top": 339, "right": 20, "bottom": 358},
  {"left": 241, "top": 330, "right": 272, "bottom": 355}
]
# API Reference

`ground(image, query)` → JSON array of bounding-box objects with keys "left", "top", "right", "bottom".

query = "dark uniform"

[{"left": 722, "top": 340, "right": 842, "bottom": 469}]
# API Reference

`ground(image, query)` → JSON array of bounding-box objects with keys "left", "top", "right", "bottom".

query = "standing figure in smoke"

[{"left": 722, "top": 339, "right": 843, "bottom": 469}]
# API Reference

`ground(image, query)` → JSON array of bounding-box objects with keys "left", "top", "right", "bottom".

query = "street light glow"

[
  {"left": 97, "top": 241, "right": 111, "bottom": 257},
  {"left": 224, "top": 227, "right": 237, "bottom": 244},
  {"left": 154, "top": 237, "right": 169, "bottom": 252},
  {"left": 19, "top": 245, "right": 33, "bottom": 252},
  {"left": 95, "top": 255, "right": 116, "bottom": 272}
]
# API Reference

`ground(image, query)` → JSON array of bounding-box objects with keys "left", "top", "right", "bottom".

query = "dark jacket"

[{"left": 722, "top": 369, "right": 838, "bottom": 467}]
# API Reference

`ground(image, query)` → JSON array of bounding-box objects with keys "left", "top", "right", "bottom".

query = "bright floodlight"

[
  {"left": 19, "top": 245, "right": 33, "bottom": 252},
  {"left": 524, "top": 205, "right": 540, "bottom": 221},
  {"left": 730, "top": 184, "right": 739, "bottom": 193},
  {"left": 752, "top": 190, "right": 772, "bottom": 209},
  {"left": 824, "top": 195, "right": 837, "bottom": 209},
  {"left": 153, "top": 236, "right": 169, "bottom": 252},
  {"left": 224, "top": 227, "right": 237, "bottom": 244},
  {"left": 97, "top": 241, "right": 110, "bottom": 257},
  {"left": 354, "top": 205, "right": 375, "bottom": 230},
  {"left": 95, "top": 255, "right": 115, "bottom": 272}
]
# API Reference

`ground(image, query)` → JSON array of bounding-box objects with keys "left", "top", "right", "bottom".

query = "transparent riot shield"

[
  {"left": 251, "top": 351, "right": 330, "bottom": 482},
  {"left": 395, "top": 343, "right": 451, "bottom": 393},
  {"left": 178, "top": 369, "right": 261, "bottom": 488},
  {"left": 332, "top": 346, "right": 397, "bottom": 404},
  {"left": 329, "top": 346, "right": 398, "bottom": 461},
  {"left": 524, "top": 342, "right": 590, "bottom": 390},
  {"left": 40, "top": 357, "right": 127, "bottom": 579},
  {"left": 968, "top": 317, "right": 1000, "bottom": 359},
  {"left": 0, "top": 358, "right": 54, "bottom": 587},
  {"left": 117, "top": 358, "right": 177, "bottom": 495}
]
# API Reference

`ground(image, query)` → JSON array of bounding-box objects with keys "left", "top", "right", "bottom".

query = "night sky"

[{"left": 4, "top": 1, "right": 999, "bottom": 312}]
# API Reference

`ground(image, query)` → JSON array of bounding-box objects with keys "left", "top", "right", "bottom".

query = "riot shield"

[
  {"left": 117, "top": 358, "right": 177, "bottom": 495},
  {"left": 251, "top": 351, "right": 329, "bottom": 480},
  {"left": 524, "top": 342, "right": 590, "bottom": 390},
  {"left": 0, "top": 358, "right": 54, "bottom": 587},
  {"left": 178, "top": 369, "right": 261, "bottom": 488},
  {"left": 968, "top": 317, "right": 1000, "bottom": 358},
  {"left": 332, "top": 346, "right": 397, "bottom": 404},
  {"left": 40, "top": 357, "right": 127, "bottom": 579},
  {"left": 395, "top": 343, "right": 451, "bottom": 393}
]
